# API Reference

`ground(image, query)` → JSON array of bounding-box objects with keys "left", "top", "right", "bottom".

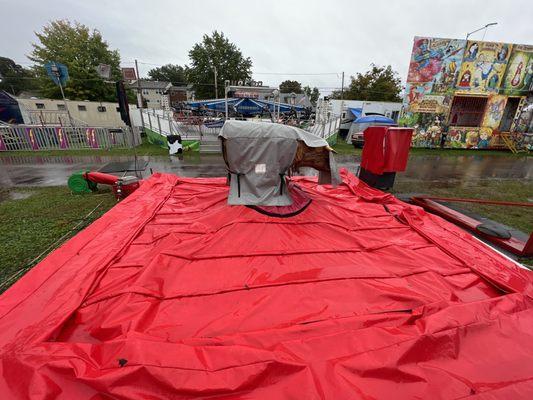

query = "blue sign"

[{"left": 44, "top": 62, "right": 69, "bottom": 86}]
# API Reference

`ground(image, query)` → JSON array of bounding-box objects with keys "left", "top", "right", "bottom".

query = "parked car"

[{"left": 349, "top": 115, "right": 396, "bottom": 147}]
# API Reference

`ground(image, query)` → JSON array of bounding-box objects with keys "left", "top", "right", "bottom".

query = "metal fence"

[
  {"left": 307, "top": 116, "right": 341, "bottom": 140},
  {"left": 0, "top": 125, "right": 141, "bottom": 151},
  {"left": 141, "top": 109, "right": 221, "bottom": 139}
]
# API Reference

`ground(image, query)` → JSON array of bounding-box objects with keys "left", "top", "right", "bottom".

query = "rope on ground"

[{"left": 0, "top": 201, "right": 105, "bottom": 292}]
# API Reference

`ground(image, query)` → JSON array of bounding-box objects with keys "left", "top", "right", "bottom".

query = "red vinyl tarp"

[
  {"left": 0, "top": 170, "right": 532, "bottom": 399},
  {"left": 361, "top": 127, "right": 413, "bottom": 174}
]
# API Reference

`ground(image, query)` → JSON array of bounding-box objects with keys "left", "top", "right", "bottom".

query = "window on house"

[
  {"left": 449, "top": 96, "right": 488, "bottom": 127},
  {"left": 97, "top": 106, "right": 107, "bottom": 112},
  {"left": 36, "top": 103, "right": 45, "bottom": 109},
  {"left": 78, "top": 105, "right": 87, "bottom": 111},
  {"left": 57, "top": 104, "right": 66, "bottom": 110}
]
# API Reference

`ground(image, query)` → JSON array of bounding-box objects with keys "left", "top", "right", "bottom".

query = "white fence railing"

[
  {"left": 0, "top": 125, "right": 141, "bottom": 151},
  {"left": 135, "top": 108, "right": 339, "bottom": 146},
  {"left": 307, "top": 116, "right": 341, "bottom": 140},
  {"left": 139, "top": 109, "right": 222, "bottom": 140}
]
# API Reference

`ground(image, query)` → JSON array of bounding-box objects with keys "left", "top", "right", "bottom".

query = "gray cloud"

[{"left": 2, "top": 0, "right": 532, "bottom": 94}]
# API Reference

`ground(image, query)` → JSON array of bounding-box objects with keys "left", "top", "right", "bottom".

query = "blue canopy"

[
  {"left": 348, "top": 108, "right": 362, "bottom": 119},
  {"left": 354, "top": 115, "right": 395, "bottom": 124},
  {"left": 187, "top": 98, "right": 305, "bottom": 116}
]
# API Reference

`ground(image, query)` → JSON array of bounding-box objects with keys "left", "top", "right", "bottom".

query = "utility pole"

[
  {"left": 213, "top": 66, "right": 218, "bottom": 99},
  {"left": 134, "top": 59, "right": 145, "bottom": 133},
  {"left": 50, "top": 63, "right": 73, "bottom": 126},
  {"left": 224, "top": 80, "right": 229, "bottom": 120},
  {"left": 340, "top": 71, "right": 345, "bottom": 100}
]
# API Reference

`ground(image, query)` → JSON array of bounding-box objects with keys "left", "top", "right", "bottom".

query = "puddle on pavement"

[{"left": 0, "top": 153, "right": 531, "bottom": 188}]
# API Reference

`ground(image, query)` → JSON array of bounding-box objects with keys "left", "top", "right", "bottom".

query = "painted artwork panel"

[
  {"left": 481, "top": 95, "right": 507, "bottom": 129},
  {"left": 501, "top": 44, "right": 533, "bottom": 96},
  {"left": 456, "top": 41, "right": 511, "bottom": 93},
  {"left": 407, "top": 37, "right": 466, "bottom": 88}
]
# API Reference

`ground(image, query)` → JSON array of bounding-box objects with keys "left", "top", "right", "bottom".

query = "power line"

[{"left": 253, "top": 72, "right": 341, "bottom": 76}]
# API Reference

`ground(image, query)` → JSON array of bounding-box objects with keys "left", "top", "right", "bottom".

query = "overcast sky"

[{"left": 2, "top": 0, "right": 532, "bottom": 95}]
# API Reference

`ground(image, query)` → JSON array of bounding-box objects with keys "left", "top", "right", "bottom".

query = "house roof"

[{"left": 128, "top": 80, "right": 171, "bottom": 90}]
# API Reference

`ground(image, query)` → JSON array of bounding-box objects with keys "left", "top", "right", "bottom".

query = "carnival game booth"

[
  {"left": 0, "top": 121, "right": 532, "bottom": 399},
  {"left": 403, "top": 36, "right": 533, "bottom": 151}
]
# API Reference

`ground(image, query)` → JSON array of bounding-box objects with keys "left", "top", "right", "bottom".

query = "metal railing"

[
  {"left": 25, "top": 110, "right": 89, "bottom": 127},
  {"left": 0, "top": 125, "right": 141, "bottom": 151},
  {"left": 307, "top": 116, "right": 341, "bottom": 140},
  {"left": 138, "top": 108, "right": 340, "bottom": 145},
  {"left": 141, "top": 109, "right": 222, "bottom": 140}
]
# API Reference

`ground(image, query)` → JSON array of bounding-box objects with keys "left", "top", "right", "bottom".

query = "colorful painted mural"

[
  {"left": 404, "top": 84, "right": 452, "bottom": 113},
  {"left": 405, "top": 37, "right": 466, "bottom": 115},
  {"left": 407, "top": 37, "right": 466, "bottom": 90},
  {"left": 481, "top": 95, "right": 507, "bottom": 129},
  {"left": 403, "top": 36, "right": 531, "bottom": 149},
  {"left": 501, "top": 45, "right": 533, "bottom": 96},
  {"left": 455, "top": 41, "right": 511, "bottom": 94}
]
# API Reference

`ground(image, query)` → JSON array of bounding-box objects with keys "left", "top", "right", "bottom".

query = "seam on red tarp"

[
  {"left": 161, "top": 242, "right": 431, "bottom": 261},
  {"left": 81, "top": 184, "right": 177, "bottom": 302},
  {"left": 81, "top": 268, "right": 433, "bottom": 307},
  {"left": 0, "top": 177, "right": 178, "bottom": 346}
]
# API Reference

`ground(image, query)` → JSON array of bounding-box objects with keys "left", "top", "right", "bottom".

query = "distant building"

[
  {"left": 167, "top": 85, "right": 195, "bottom": 109},
  {"left": 128, "top": 80, "right": 172, "bottom": 109},
  {"left": 255, "top": 92, "right": 313, "bottom": 109},
  {"left": 16, "top": 97, "right": 132, "bottom": 127},
  {"left": 127, "top": 81, "right": 195, "bottom": 110}
]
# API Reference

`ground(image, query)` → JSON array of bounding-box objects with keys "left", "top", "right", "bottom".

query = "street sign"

[
  {"left": 121, "top": 67, "right": 137, "bottom": 81},
  {"left": 44, "top": 62, "right": 69, "bottom": 86},
  {"left": 96, "top": 64, "right": 111, "bottom": 79}
]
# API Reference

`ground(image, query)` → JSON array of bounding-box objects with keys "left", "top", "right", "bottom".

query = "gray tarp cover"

[{"left": 219, "top": 120, "right": 339, "bottom": 206}]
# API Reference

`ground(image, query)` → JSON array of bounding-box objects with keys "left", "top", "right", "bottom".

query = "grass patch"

[
  {"left": 332, "top": 140, "right": 527, "bottom": 157},
  {"left": 0, "top": 186, "right": 116, "bottom": 291},
  {"left": 393, "top": 179, "right": 533, "bottom": 267},
  {"left": 393, "top": 179, "right": 533, "bottom": 234}
]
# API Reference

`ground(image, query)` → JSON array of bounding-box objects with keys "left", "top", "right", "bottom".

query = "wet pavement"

[{"left": 0, "top": 153, "right": 532, "bottom": 188}]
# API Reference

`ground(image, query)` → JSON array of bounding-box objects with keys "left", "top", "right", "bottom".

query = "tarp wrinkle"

[{"left": 0, "top": 169, "right": 531, "bottom": 399}]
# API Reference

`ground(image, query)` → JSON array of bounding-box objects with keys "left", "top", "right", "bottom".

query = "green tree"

[
  {"left": 0, "top": 57, "right": 38, "bottom": 95},
  {"left": 279, "top": 80, "right": 303, "bottom": 94},
  {"left": 303, "top": 85, "right": 320, "bottom": 106},
  {"left": 187, "top": 31, "right": 252, "bottom": 99},
  {"left": 148, "top": 64, "right": 188, "bottom": 86},
  {"left": 29, "top": 20, "right": 122, "bottom": 101},
  {"left": 331, "top": 65, "right": 402, "bottom": 102}
]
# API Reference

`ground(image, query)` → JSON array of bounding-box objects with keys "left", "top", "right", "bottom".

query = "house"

[
  {"left": 128, "top": 80, "right": 172, "bottom": 109},
  {"left": 167, "top": 85, "right": 195, "bottom": 109}
]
